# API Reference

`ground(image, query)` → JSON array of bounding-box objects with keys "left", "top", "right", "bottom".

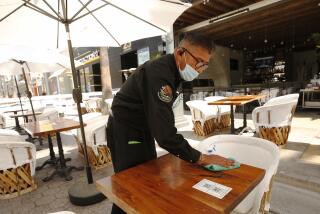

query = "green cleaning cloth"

[{"left": 204, "top": 158, "right": 241, "bottom": 172}]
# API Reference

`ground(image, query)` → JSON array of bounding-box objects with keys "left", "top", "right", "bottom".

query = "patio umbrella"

[
  {"left": 0, "top": 0, "right": 190, "bottom": 205},
  {"left": 0, "top": 45, "right": 83, "bottom": 121}
]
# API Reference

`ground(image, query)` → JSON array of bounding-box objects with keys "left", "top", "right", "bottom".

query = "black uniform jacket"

[{"left": 111, "top": 54, "right": 201, "bottom": 163}]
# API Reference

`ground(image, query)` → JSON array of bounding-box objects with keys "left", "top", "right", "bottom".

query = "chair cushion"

[
  {"left": 0, "top": 141, "right": 36, "bottom": 175},
  {"left": 0, "top": 129, "right": 19, "bottom": 136},
  {"left": 186, "top": 100, "right": 219, "bottom": 125}
]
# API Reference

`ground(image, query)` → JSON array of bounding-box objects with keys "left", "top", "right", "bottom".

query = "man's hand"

[{"left": 197, "top": 154, "right": 235, "bottom": 167}]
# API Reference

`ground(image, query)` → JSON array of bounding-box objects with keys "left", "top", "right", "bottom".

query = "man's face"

[{"left": 177, "top": 42, "right": 211, "bottom": 74}]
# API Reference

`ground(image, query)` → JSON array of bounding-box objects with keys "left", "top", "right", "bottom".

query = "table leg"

[
  {"left": 236, "top": 103, "right": 255, "bottom": 134},
  {"left": 243, "top": 104, "right": 247, "bottom": 128},
  {"left": 25, "top": 134, "right": 35, "bottom": 143},
  {"left": 12, "top": 111, "right": 22, "bottom": 132},
  {"left": 48, "top": 135, "right": 56, "bottom": 160},
  {"left": 230, "top": 105, "right": 235, "bottom": 134},
  {"left": 14, "top": 117, "right": 20, "bottom": 129},
  {"left": 36, "top": 135, "right": 58, "bottom": 170},
  {"left": 57, "top": 132, "right": 67, "bottom": 168},
  {"left": 302, "top": 91, "right": 305, "bottom": 108},
  {"left": 36, "top": 134, "right": 71, "bottom": 171},
  {"left": 25, "top": 133, "right": 41, "bottom": 145},
  {"left": 42, "top": 132, "right": 83, "bottom": 182}
]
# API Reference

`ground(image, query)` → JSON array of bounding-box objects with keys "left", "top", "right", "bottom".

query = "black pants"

[{"left": 107, "top": 116, "right": 157, "bottom": 214}]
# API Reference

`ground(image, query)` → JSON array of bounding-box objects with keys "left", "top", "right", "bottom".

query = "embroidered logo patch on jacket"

[{"left": 158, "top": 85, "right": 173, "bottom": 103}]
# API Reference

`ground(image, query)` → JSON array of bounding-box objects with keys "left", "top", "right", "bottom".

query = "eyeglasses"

[{"left": 181, "top": 47, "right": 209, "bottom": 72}]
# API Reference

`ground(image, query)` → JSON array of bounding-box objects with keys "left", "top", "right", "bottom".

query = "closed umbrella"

[{"left": 0, "top": 0, "right": 190, "bottom": 206}]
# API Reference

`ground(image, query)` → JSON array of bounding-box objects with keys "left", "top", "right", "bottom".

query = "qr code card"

[{"left": 193, "top": 179, "right": 232, "bottom": 199}]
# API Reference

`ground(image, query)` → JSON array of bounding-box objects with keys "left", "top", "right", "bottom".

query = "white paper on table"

[{"left": 193, "top": 179, "right": 232, "bottom": 199}]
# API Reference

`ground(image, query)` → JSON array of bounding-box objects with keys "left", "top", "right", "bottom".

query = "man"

[{"left": 107, "top": 33, "right": 234, "bottom": 214}]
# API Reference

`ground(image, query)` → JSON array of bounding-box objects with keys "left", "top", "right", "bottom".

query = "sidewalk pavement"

[{"left": 0, "top": 109, "right": 319, "bottom": 214}]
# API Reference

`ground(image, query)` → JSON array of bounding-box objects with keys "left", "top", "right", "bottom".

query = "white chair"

[
  {"left": 205, "top": 96, "right": 232, "bottom": 129},
  {"left": 258, "top": 88, "right": 279, "bottom": 105},
  {"left": 252, "top": 100, "right": 297, "bottom": 146},
  {"left": 264, "top": 93, "right": 299, "bottom": 106},
  {"left": 198, "top": 135, "right": 280, "bottom": 214},
  {"left": 60, "top": 98, "right": 76, "bottom": 116},
  {"left": 27, "top": 107, "right": 59, "bottom": 122},
  {"left": 84, "top": 98, "right": 102, "bottom": 113},
  {"left": 0, "top": 141, "right": 37, "bottom": 199},
  {"left": 258, "top": 89, "right": 270, "bottom": 105},
  {"left": 0, "top": 129, "right": 20, "bottom": 136},
  {"left": 0, "top": 113, "right": 4, "bottom": 128},
  {"left": 74, "top": 115, "right": 112, "bottom": 169},
  {"left": 74, "top": 112, "right": 102, "bottom": 122},
  {"left": 186, "top": 100, "right": 219, "bottom": 136},
  {"left": 23, "top": 102, "right": 46, "bottom": 113},
  {"left": 105, "top": 98, "right": 113, "bottom": 114},
  {"left": 0, "top": 112, "right": 24, "bottom": 128},
  {"left": 0, "top": 134, "right": 26, "bottom": 142},
  {"left": 268, "top": 88, "right": 279, "bottom": 100}
]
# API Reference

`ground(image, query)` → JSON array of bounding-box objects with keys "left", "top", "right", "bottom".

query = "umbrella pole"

[
  {"left": 64, "top": 22, "right": 105, "bottom": 206},
  {"left": 14, "top": 76, "right": 25, "bottom": 118},
  {"left": 77, "top": 69, "right": 82, "bottom": 92},
  {"left": 20, "top": 63, "right": 37, "bottom": 122}
]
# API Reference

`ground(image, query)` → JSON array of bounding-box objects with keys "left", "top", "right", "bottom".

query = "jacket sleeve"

[{"left": 136, "top": 67, "right": 201, "bottom": 163}]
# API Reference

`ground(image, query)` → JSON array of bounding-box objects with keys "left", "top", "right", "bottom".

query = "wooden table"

[
  {"left": 10, "top": 111, "right": 42, "bottom": 122},
  {"left": 4, "top": 109, "right": 27, "bottom": 131},
  {"left": 96, "top": 154, "right": 265, "bottom": 214},
  {"left": 3, "top": 109, "right": 26, "bottom": 114},
  {"left": 22, "top": 118, "right": 85, "bottom": 181},
  {"left": 300, "top": 89, "right": 320, "bottom": 109},
  {"left": 208, "top": 95, "right": 265, "bottom": 134},
  {"left": 10, "top": 112, "right": 42, "bottom": 140}
]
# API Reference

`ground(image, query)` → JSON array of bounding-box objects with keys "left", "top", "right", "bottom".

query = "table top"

[
  {"left": 22, "top": 118, "right": 84, "bottom": 137},
  {"left": 4, "top": 109, "right": 27, "bottom": 113},
  {"left": 300, "top": 88, "right": 320, "bottom": 92},
  {"left": 208, "top": 95, "right": 265, "bottom": 106},
  {"left": 10, "top": 112, "right": 42, "bottom": 118},
  {"left": 96, "top": 154, "right": 265, "bottom": 214}
]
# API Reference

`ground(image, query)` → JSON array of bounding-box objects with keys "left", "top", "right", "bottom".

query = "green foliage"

[{"left": 311, "top": 33, "right": 320, "bottom": 47}]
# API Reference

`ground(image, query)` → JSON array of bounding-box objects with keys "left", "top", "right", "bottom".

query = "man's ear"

[{"left": 177, "top": 47, "right": 185, "bottom": 56}]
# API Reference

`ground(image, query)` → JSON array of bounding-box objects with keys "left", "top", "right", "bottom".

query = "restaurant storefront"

[{"left": 173, "top": 0, "right": 320, "bottom": 107}]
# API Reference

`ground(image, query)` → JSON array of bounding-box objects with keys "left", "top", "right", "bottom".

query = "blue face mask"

[{"left": 179, "top": 53, "right": 199, "bottom": 81}]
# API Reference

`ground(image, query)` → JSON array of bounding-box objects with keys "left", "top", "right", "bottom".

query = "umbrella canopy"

[
  {"left": 0, "top": 0, "right": 189, "bottom": 48},
  {"left": 0, "top": 1, "right": 190, "bottom": 202},
  {"left": 0, "top": 61, "right": 65, "bottom": 76},
  {"left": 0, "top": 45, "right": 82, "bottom": 75},
  {"left": 0, "top": 45, "right": 83, "bottom": 121}
]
